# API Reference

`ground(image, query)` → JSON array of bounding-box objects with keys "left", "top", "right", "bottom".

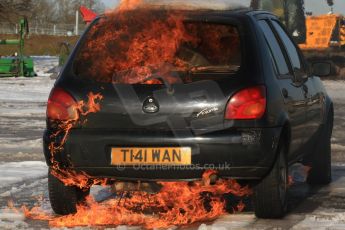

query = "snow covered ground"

[
  {"left": 0, "top": 57, "right": 56, "bottom": 161},
  {"left": 0, "top": 162, "right": 46, "bottom": 189},
  {"left": 0, "top": 57, "right": 345, "bottom": 229},
  {"left": 32, "top": 56, "right": 59, "bottom": 77}
]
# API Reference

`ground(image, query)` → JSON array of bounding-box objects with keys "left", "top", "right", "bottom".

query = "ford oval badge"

[{"left": 142, "top": 97, "right": 159, "bottom": 113}]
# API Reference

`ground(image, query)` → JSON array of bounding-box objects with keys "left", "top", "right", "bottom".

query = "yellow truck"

[{"left": 300, "top": 14, "right": 345, "bottom": 48}]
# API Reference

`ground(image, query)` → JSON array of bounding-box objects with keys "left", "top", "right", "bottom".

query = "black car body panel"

[
  {"left": 43, "top": 9, "right": 333, "bottom": 181},
  {"left": 44, "top": 126, "right": 281, "bottom": 180}
]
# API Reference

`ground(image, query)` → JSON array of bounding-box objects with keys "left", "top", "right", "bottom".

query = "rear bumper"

[{"left": 43, "top": 127, "right": 282, "bottom": 181}]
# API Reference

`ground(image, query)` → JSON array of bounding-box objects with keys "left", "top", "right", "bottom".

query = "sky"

[{"left": 101, "top": 0, "right": 345, "bottom": 15}]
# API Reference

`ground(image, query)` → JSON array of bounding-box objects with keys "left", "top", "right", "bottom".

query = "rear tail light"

[
  {"left": 225, "top": 86, "right": 266, "bottom": 120},
  {"left": 47, "top": 88, "right": 79, "bottom": 121}
]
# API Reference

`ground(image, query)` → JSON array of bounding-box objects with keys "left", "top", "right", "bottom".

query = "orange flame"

[
  {"left": 75, "top": 7, "right": 240, "bottom": 84},
  {"left": 117, "top": 0, "right": 142, "bottom": 11},
  {"left": 24, "top": 171, "right": 252, "bottom": 228},
  {"left": 22, "top": 1, "right": 249, "bottom": 228},
  {"left": 48, "top": 92, "right": 105, "bottom": 189},
  {"left": 37, "top": 91, "right": 252, "bottom": 229},
  {"left": 37, "top": 90, "right": 252, "bottom": 229}
]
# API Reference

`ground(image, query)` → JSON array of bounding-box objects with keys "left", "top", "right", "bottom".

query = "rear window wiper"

[{"left": 190, "top": 65, "right": 239, "bottom": 73}]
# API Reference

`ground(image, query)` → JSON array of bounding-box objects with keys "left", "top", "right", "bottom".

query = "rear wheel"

[
  {"left": 48, "top": 168, "right": 90, "bottom": 215},
  {"left": 307, "top": 115, "right": 333, "bottom": 185},
  {"left": 253, "top": 141, "right": 288, "bottom": 218}
]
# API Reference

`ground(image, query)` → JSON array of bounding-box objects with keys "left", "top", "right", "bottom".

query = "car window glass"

[
  {"left": 271, "top": 20, "right": 303, "bottom": 73},
  {"left": 258, "top": 20, "right": 290, "bottom": 76},
  {"left": 73, "top": 11, "right": 243, "bottom": 84}
]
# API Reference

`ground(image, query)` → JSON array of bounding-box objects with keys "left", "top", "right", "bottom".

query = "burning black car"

[{"left": 43, "top": 6, "right": 333, "bottom": 219}]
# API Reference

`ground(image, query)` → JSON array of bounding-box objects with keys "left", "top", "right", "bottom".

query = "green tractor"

[{"left": 0, "top": 18, "right": 36, "bottom": 77}]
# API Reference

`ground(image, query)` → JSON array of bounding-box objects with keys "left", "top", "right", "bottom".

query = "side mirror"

[{"left": 312, "top": 62, "right": 331, "bottom": 77}]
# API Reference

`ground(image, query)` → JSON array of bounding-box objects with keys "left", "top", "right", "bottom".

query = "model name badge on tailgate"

[
  {"left": 196, "top": 107, "right": 219, "bottom": 118},
  {"left": 111, "top": 147, "right": 192, "bottom": 165}
]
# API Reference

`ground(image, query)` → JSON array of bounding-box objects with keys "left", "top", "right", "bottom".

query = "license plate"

[{"left": 111, "top": 147, "right": 192, "bottom": 165}]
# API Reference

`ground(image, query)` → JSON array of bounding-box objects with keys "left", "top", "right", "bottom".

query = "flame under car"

[{"left": 43, "top": 8, "right": 333, "bottom": 219}]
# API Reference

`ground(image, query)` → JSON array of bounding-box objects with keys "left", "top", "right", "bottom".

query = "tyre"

[
  {"left": 48, "top": 168, "right": 90, "bottom": 215},
  {"left": 307, "top": 115, "right": 333, "bottom": 185},
  {"left": 253, "top": 141, "right": 288, "bottom": 218}
]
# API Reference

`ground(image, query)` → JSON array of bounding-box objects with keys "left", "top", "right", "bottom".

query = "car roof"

[
  {"left": 98, "top": 8, "right": 277, "bottom": 20},
  {"left": 247, "top": 10, "right": 279, "bottom": 19}
]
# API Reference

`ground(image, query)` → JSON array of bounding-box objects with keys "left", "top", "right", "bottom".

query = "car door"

[
  {"left": 270, "top": 20, "right": 320, "bottom": 145},
  {"left": 258, "top": 19, "right": 306, "bottom": 158}
]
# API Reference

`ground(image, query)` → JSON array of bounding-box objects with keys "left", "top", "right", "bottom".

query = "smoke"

[{"left": 118, "top": 0, "right": 248, "bottom": 11}]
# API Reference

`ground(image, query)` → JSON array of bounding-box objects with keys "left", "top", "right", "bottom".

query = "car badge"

[
  {"left": 196, "top": 107, "right": 219, "bottom": 118},
  {"left": 143, "top": 97, "right": 159, "bottom": 113}
]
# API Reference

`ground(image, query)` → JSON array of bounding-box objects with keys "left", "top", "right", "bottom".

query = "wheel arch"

[
  {"left": 279, "top": 122, "right": 291, "bottom": 155},
  {"left": 323, "top": 93, "right": 332, "bottom": 112},
  {"left": 275, "top": 111, "right": 291, "bottom": 154},
  {"left": 326, "top": 97, "right": 334, "bottom": 125},
  {"left": 322, "top": 95, "right": 334, "bottom": 135}
]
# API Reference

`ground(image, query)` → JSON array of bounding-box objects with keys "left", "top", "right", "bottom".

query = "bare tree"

[
  {"left": 250, "top": 0, "right": 260, "bottom": 9},
  {"left": 0, "top": 0, "right": 105, "bottom": 25},
  {"left": 51, "top": 0, "right": 105, "bottom": 24},
  {"left": 30, "top": 0, "right": 56, "bottom": 24},
  {"left": 0, "top": 0, "right": 34, "bottom": 24}
]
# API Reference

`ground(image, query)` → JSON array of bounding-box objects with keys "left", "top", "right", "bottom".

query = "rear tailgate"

[{"left": 63, "top": 77, "right": 244, "bottom": 133}]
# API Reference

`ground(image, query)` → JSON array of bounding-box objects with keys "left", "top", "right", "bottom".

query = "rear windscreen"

[{"left": 74, "top": 10, "right": 242, "bottom": 84}]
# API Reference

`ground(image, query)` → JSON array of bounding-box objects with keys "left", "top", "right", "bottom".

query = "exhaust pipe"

[{"left": 111, "top": 181, "right": 162, "bottom": 194}]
